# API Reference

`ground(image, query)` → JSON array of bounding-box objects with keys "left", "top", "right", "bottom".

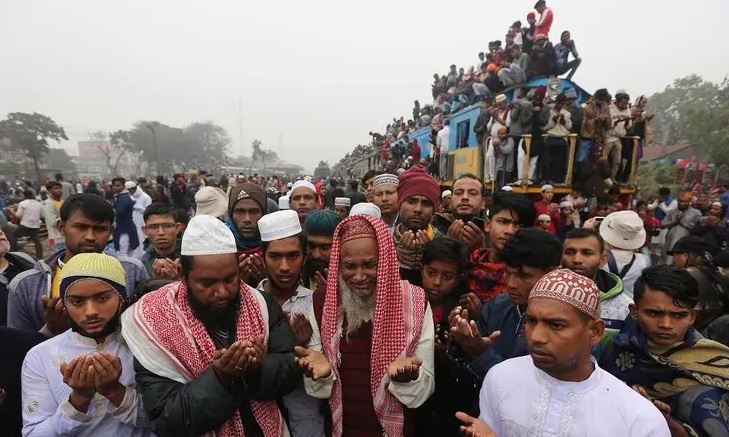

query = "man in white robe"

[
  {"left": 21, "top": 253, "right": 150, "bottom": 436},
  {"left": 458, "top": 269, "right": 670, "bottom": 436},
  {"left": 126, "top": 181, "right": 151, "bottom": 258}
]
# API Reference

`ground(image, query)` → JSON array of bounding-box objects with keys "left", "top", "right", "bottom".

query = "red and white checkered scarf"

[
  {"left": 127, "top": 281, "right": 285, "bottom": 437},
  {"left": 321, "top": 215, "right": 427, "bottom": 437}
]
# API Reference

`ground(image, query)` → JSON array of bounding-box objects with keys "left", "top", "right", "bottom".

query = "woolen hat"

[
  {"left": 304, "top": 209, "right": 342, "bottom": 236},
  {"left": 195, "top": 187, "right": 228, "bottom": 218},
  {"left": 181, "top": 214, "right": 237, "bottom": 255},
  {"left": 397, "top": 165, "right": 440, "bottom": 209},
  {"left": 229, "top": 183, "right": 267, "bottom": 214},
  {"left": 599, "top": 210, "right": 646, "bottom": 251},
  {"left": 59, "top": 253, "right": 127, "bottom": 300},
  {"left": 258, "top": 210, "right": 302, "bottom": 242},
  {"left": 529, "top": 269, "right": 601, "bottom": 320}
]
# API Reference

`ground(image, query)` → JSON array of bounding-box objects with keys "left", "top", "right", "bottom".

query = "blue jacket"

[
  {"left": 450, "top": 294, "right": 528, "bottom": 387},
  {"left": 113, "top": 191, "right": 139, "bottom": 251},
  {"left": 6, "top": 250, "right": 149, "bottom": 334}
]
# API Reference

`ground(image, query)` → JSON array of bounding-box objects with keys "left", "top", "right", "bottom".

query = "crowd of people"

[{"left": 0, "top": 157, "right": 728, "bottom": 437}]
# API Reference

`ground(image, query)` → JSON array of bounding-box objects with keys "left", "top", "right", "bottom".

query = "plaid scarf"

[
  {"left": 123, "top": 281, "right": 285, "bottom": 437},
  {"left": 322, "top": 216, "right": 427, "bottom": 437}
]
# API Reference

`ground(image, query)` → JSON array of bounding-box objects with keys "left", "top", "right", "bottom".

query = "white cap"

[
  {"left": 278, "top": 195, "right": 290, "bottom": 209},
  {"left": 537, "top": 214, "right": 551, "bottom": 222},
  {"left": 124, "top": 181, "right": 137, "bottom": 190},
  {"left": 441, "top": 190, "right": 452, "bottom": 198},
  {"left": 195, "top": 187, "right": 228, "bottom": 218},
  {"left": 349, "top": 202, "right": 381, "bottom": 219},
  {"left": 335, "top": 197, "right": 351, "bottom": 207},
  {"left": 258, "top": 210, "right": 302, "bottom": 242},
  {"left": 541, "top": 184, "right": 554, "bottom": 192},
  {"left": 559, "top": 200, "right": 573, "bottom": 209},
  {"left": 599, "top": 210, "right": 646, "bottom": 251},
  {"left": 373, "top": 174, "right": 399, "bottom": 188},
  {"left": 181, "top": 215, "right": 237, "bottom": 255},
  {"left": 286, "top": 182, "right": 293, "bottom": 188},
  {"left": 501, "top": 186, "right": 513, "bottom": 192},
  {"left": 291, "top": 180, "right": 316, "bottom": 194}
]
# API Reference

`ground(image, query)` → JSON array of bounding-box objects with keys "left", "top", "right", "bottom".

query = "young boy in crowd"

[{"left": 417, "top": 236, "right": 470, "bottom": 437}]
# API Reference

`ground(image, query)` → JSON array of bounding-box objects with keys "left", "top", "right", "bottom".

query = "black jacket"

[
  {"left": 134, "top": 292, "right": 300, "bottom": 437},
  {"left": 0, "top": 252, "right": 35, "bottom": 326}
]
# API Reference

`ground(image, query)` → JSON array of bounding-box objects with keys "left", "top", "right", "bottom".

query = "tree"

[
  {"left": 0, "top": 112, "right": 68, "bottom": 181},
  {"left": 249, "top": 139, "right": 279, "bottom": 171},
  {"left": 85, "top": 130, "right": 138, "bottom": 176},
  {"left": 648, "top": 75, "right": 729, "bottom": 164},
  {"left": 184, "top": 121, "right": 231, "bottom": 171},
  {"left": 45, "top": 148, "right": 77, "bottom": 174}
]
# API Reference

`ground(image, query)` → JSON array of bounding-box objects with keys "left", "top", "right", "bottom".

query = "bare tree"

[{"left": 88, "top": 130, "right": 135, "bottom": 176}]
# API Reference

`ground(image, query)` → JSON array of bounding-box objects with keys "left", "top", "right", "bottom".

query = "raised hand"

[
  {"left": 450, "top": 309, "right": 501, "bottom": 359},
  {"left": 41, "top": 295, "right": 70, "bottom": 335},
  {"left": 457, "top": 294, "right": 483, "bottom": 320},
  {"left": 294, "top": 346, "right": 332, "bottom": 381},
  {"left": 287, "top": 313, "right": 313, "bottom": 346},
  {"left": 388, "top": 357, "right": 423, "bottom": 383},
  {"left": 60, "top": 355, "right": 96, "bottom": 396},
  {"left": 456, "top": 412, "right": 497, "bottom": 437},
  {"left": 212, "top": 342, "right": 251, "bottom": 382}
]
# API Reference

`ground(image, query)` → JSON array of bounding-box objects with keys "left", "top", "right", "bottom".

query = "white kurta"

[
  {"left": 21, "top": 330, "right": 151, "bottom": 437},
  {"left": 478, "top": 355, "right": 670, "bottom": 437},
  {"left": 303, "top": 303, "right": 435, "bottom": 409},
  {"left": 257, "top": 280, "right": 325, "bottom": 437},
  {"left": 131, "top": 189, "right": 152, "bottom": 248}
]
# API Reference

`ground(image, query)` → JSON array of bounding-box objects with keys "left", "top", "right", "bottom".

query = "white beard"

[{"left": 338, "top": 275, "right": 375, "bottom": 339}]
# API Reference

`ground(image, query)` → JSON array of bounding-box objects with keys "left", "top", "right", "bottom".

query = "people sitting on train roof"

[
  {"left": 522, "top": 13, "right": 537, "bottom": 53},
  {"left": 528, "top": 34, "right": 554, "bottom": 78},
  {"left": 510, "top": 44, "right": 530, "bottom": 72},
  {"left": 497, "top": 53, "right": 528, "bottom": 88},
  {"left": 534, "top": 0, "right": 554, "bottom": 37},
  {"left": 446, "top": 64, "right": 459, "bottom": 89},
  {"left": 554, "top": 30, "right": 581, "bottom": 80}
]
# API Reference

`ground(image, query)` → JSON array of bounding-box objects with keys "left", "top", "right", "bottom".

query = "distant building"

[
  {"left": 75, "top": 140, "right": 137, "bottom": 178},
  {"left": 640, "top": 143, "right": 707, "bottom": 164}
]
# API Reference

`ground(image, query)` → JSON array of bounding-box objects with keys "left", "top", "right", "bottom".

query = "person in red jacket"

[
  {"left": 411, "top": 140, "right": 421, "bottom": 162},
  {"left": 533, "top": 184, "right": 561, "bottom": 234},
  {"left": 534, "top": 0, "right": 554, "bottom": 38}
]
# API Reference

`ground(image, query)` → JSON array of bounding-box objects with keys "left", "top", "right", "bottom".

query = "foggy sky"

[{"left": 1, "top": 0, "right": 727, "bottom": 173}]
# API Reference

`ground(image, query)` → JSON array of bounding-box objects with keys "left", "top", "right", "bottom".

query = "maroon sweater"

[{"left": 313, "top": 291, "right": 416, "bottom": 437}]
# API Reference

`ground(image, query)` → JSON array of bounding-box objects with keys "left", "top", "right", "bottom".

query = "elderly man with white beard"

[{"left": 294, "top": 215, "right": 435, "bottom": 437}]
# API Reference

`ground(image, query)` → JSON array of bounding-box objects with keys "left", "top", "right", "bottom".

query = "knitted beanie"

[
  {"left": 397, "top": 165, "right": 440, "bottom": 209},
  {"left": 229, "top": 183, "right": 267, "bottom": 214},
  {"left": 59, "top": 253, "right": 127, "bottom": 300}
]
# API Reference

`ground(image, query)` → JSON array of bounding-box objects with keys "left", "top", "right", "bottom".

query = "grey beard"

[{"left": 338, "top": 276, "right": 375, "bottom": 339}]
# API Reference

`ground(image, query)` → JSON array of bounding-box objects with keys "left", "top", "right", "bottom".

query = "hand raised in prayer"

[
  {"left": 90, "top": 353, "right": 123, "bottom": 394},
  {"left": 313, "top": 269, "right": 328, "bottom": 289},
  {"left": 450, "top": 309, "right": 501, "bottom": 359},
  {"left": 287, "top": 312, "right": 313, "bottom": 347},
  {"left": 41, "top": 295, "right": 71, "bottom": 335},
  {"left": 435, "top": 324, "right": 450, "bottom": 357},
  {"left": 212, "top": 341, "right": 254, "bottom": 382},
  {"left": 152, "top": 258, "right": 179, "bottom": 280},
  {"left": 447, "top": 220, "right": 465, "bottom": 240},
  {"left": 239, "top": 253, "right": 267, "bottom": 284},
  {"left": 456, "top": 412, "right": 497, "bottom": 437},
  {"left": 458, "top": 293, "right": 483, "bottom": 320},
  {"left": 400, "top": 230, "right": 429, "bottom": 249},
  {"left": 294, "top": 346, "right": 332, "bottom": 380},
  {"left": 60, "top": 355, "right": 96, "bottom": 396},
  {"left": 388, "top": 357, "right": 422, "bottom": 383},
  {"left": 247, "top": 334, "right": 267, "bottom": 370},
  {"left": 461, "top": 222, "right": 484, "bottom": 251}
]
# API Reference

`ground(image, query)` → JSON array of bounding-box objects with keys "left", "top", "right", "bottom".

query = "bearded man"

[
  {"left": 295, "top": 215, "right": 435, "bottom": 437},
  {"left": 22, "top": 253, "right": 151, "bottom": 436},
  {"left": 122, "top": 215, "right": 299, "bottom": 436}
]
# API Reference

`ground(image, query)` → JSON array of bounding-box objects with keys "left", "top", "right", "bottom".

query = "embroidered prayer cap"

[
  {"left": 278, "top": 195, "right": 290, "bottom": 210},
  {"left": 59, "top": 253, "right": 126, "bottom": 300},
  {"left": 228, "top": 183, "right": 267, "bottom": 214},
  {"left": 195, "top": 186, "right": 228, "bottom": 218},
  {"left": 305, "top": 209, "right": 342, "bottom": 236},
  {"left": 258, "top": 210, "right": 302, "bottom": 242},
  {"left": 529, "top": 268, "right": 601, "bottom": 320},
  {"left": 181, "top": 214, "right": 237, "bottom": 255},
  {"left": 599, "top": 210, "right": 646, "bottom": 251},
  {"left": 372, "top": 173, "right": 399, "bottom": 189},
  {"left": 291, "top": 180, "right": 317, "bottom": 195},
  {"left": 338, "top": 215, "right": 378, "bottom": 245},
  {"left": 349, "top": 202, "right": 381, "bottom": 219},
  {"left": 124, "top": 181, "right": 137, "bottom": 190},
  {"left": 335, "top": 197, "right": 351, "bottom": 207}
]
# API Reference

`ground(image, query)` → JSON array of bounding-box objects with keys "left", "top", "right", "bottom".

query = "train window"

[{"left": 456, "top": 120, "right": 470, "bottom": 149}]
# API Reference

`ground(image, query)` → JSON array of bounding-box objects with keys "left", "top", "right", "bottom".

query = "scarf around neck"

[{"left": 225, "top": 216, "right": 262, "bottom": 250}]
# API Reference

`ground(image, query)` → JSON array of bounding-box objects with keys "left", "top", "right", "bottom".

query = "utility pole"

[{"left": 146, "top": 121, "right": 160, "bottom": 175}]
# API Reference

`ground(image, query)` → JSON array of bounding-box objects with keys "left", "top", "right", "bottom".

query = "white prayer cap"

[
  {"left": 258, "top": 210, "right": 302, "bottom": 242},
  {"left": 349, "top": 202, "right": 381, "bottom": 219},
  {"left": 373, "top": 173, "right": 399, "bottom": 188},
  {"left": 335, "top": 197, "right": 351, "bottom": 207},
  {"left": 537, "top": 214, "right": 551, "bottom": 222},
  {"left": 181, "top": 215, "right": 237, "bottom": 256},
  {"left": 441, "top": 190, "right": 452, "bottom": 198},
  {"left": 541, "top": 184, "right": 554, "bottom": 192},
  {"left": 124, "top": 181, "right": 137, "bottom": 189},
  {"left": 278, "top": 195, "right": 290, "bottom": 209},
  {"left": 291, "top": 180, "right": 316, "bottom": 194},
  {"left": 195, "top": 187, "right": 228, "bottom": 218},
  {"left": 559, "top": 200, "right": 573, "bottom": 209},
  {"left": 501, "top": 186, "right": 513, "bottom": 192}
]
